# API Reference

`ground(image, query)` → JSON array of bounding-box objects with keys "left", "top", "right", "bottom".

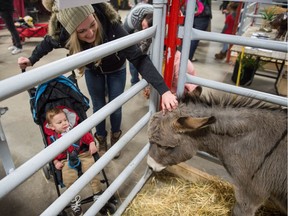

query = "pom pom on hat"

[
  {"left": 56, "top": 5, "right": 94, "bottom": 34},
  {"left": 42, "top": 0, "right": 54, "bottom": 12}
]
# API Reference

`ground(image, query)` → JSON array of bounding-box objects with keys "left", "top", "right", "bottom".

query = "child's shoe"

[
  {"left": 214, "top": 51, "right": 227, "bottom": 60},
  {"left": 143, "top": 86, "right": 150, "bottom": 99},
  {"left": 70, "top": 195, "right": 83, "bottom": 216}
]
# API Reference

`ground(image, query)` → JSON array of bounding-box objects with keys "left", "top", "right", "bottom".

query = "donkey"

[{"left": 147, "top": 87, "right": 287, "bottom": 216}]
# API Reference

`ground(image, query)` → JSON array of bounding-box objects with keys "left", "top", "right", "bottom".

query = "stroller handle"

[{"left": 21, "top": 69, "right": 36, "bottom": 97}]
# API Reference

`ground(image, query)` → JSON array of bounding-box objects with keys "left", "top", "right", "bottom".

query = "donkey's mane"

[{"left": 180, "top": 92, "right": 285, "bottom": 111}]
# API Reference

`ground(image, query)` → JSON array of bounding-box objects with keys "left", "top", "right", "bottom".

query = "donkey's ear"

[
  {"left": 187, "top": 86, "right": 202, "bottom": 97},
  {"left": 193, "top": 86, "right": 202, "bottom": 97},
  {"left": 173, "top": 116, "right": 216, "bottom": 133}
]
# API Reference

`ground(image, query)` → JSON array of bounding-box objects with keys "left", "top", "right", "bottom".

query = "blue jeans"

[
  {"left": 188, "top": 17, "right": 210, "bottom": 60},
  {"left": 84, "top": 67, "right": 126, "bottom": 137},
  {"left": 129, "top": 62, "right": 140, "bottom": 85},
  {"left": 221, "top": 43, "right": 229, "bottom": 53}
]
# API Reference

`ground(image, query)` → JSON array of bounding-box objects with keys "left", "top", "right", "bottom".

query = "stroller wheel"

[
  {"left": 109, "top": 196, "right": 118, "bottom": 205},
  {"left": 42, "top": 164, "right": 51, "bottom": 180},
  {"left": 100, "top": 202, "right": 117, "bottom": 215},
  {"left": 57, "top": 210, "right": 68, "bottom": 216}
]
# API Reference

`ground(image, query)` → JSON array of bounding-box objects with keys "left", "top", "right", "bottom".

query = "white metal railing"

[
  {"left": 0, "top": 27, "right": 156, "bottom": 101},
  {"left": 0, "top": 0, "right": 287, "bottom": 215}
]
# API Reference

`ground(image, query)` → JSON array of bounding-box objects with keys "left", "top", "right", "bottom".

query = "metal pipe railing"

[
  {"left": 84, "top": 144, "right": 151, "bottom": 216},
  {"left": 177, "top": 28, "right": 287, "bottom": 53},
  {"left": 1, "top": 1, "right": 286, "bottom": 215},
  {"left": 113, "top": 165, "right": 153, "bottom": 216},
  {"left": 185, "top": 74, "right": 287, "bottom": 107},
  {"left": 0, "top": 27, "right": 156, "bottom": 102},
  {"left": 176, "top": 0, "right": 195, "bottom": 97}
]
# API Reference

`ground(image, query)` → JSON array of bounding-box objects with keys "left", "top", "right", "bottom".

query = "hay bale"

[{"left": 123, "top": 170, "right": 282, "bottom": 216}]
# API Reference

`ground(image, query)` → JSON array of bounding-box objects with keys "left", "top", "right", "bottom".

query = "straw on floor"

[{"left": 123, "top": 170, "right": 282, "bottom": 216}]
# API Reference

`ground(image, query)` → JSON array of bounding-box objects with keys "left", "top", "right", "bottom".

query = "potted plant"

[
  {"left": 231, "top": 54, "right": 260, "bottom": 86},
  {"left": 259, "top": 7, "right": 277, "bottom": 32}
]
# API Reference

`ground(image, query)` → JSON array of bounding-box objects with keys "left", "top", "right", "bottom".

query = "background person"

[
  {"left": 0, "top": 0, "right": 22, "bottom": 55},
  {"left": 143, "top": 49, "right": 198, "bottom": 99},
  {"left": 123, "top": 3, "right": 153, "bottom": 85},
  {"left": 214, "top": 2, "right": 239, "bottom": 60},
  {"left": 185, "top": 0, "right": 212, "bottom": 62}
]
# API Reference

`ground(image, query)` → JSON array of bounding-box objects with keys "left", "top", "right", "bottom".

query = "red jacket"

[
  {"left": 223, "top": 12, "right": 236, "bottom": 35},
  {"left": 44, "top": 106, "right": 94, "bottom": 161}
]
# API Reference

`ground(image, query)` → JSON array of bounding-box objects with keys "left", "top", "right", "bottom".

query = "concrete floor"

[{"left": 0, "top": 1, "right": 280, "bottom": 216}]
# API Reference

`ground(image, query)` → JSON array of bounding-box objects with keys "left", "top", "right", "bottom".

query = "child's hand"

[
  {"left": 89, "top": 142, "right": 98, "bottom": 155},
  {"left": 143, "top": 86, "right": 150, "bottom": 99},
  {"left": 54, "top": 160, "right": 63, "bottom": 170}
]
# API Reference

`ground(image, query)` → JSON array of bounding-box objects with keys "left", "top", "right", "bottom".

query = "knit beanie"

[
  {"left": 42, "top": 0, "right": 94, "bottom": 35},
  {"left": 56, "top": 5, "right": 94, "bottom": 34}
]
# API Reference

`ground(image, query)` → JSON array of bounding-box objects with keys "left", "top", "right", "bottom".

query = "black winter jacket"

[{"left": 28, "top": 3, "right": 169, "bottom": 95}]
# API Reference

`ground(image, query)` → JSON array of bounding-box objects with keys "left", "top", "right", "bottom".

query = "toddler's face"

[
  {"left": 49, "top": 112, "right": 69, "bottom": 133},
  {"left": 142, "top": 19, "right": 149, "bottom": 30}
]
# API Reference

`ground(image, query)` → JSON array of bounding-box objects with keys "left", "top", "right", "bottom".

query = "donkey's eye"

[{"left": 158, "top": 145, "right": 174, "bottom": 150}]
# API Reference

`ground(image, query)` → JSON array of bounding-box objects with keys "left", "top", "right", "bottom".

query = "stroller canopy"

[{"left": 30, "top": 75, "right": 90, "bottom": 125}]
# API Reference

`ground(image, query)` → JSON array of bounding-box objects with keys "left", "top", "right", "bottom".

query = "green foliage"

[
  {"left": 236, "top": 53, "right": 268, "bottom": 74},
  {"left": 260, "top": 7, "right": 277, "bottom": 21},
  {"left": 236, "top": 54, "right": 259, "bottom": 70}
]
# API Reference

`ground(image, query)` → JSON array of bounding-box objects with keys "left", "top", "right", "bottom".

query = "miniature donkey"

[{"left": 147, "top": 87, "right": 287, "bottom": 216}]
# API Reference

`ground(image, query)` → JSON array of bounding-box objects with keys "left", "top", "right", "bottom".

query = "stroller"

[{"left": 28, "top": 73, "right": 117, "bottom": 215}]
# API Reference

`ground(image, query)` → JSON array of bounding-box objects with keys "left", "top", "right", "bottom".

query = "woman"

[{"left": 18, "top": 1, "right": 178, "bottom": 158}]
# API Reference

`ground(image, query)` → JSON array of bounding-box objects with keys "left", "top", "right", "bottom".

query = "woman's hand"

[
  {"left": 161, "top": 91, "right": 178, "bottom": 112},
  {"left": 18, "top": 57, "right": 32, "bottom": 70},
  {"left": 89, "top": 142, "right": 98, "bottom": 155}
]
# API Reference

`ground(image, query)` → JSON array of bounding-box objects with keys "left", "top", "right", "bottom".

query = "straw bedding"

[{"left": 123, "top": 170, "right": 283, "bottom": 216}]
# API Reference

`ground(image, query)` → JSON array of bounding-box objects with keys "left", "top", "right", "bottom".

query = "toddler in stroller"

[
  {"left": 45, "top": 106, "right": 102, "bottom": 216},
  {"left": 29, "top": 75, "right": 117, "bottom": 216}
]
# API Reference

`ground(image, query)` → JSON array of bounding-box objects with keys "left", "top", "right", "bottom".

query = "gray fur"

[{"left": 148, "top": 88, "right": 287, "bottom": 216}]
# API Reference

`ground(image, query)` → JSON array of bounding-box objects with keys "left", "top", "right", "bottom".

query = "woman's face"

[{"left": 76, "top": 14, "right": 98, "bottom": 43}]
